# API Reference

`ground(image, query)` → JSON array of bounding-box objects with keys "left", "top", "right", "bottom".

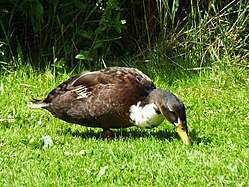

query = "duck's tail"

[{"left": 28, "top": 100, "right": 49, "bottom": 108}]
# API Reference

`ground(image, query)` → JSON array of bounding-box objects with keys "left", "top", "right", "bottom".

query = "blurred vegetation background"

[{"left": 0, "top": 0, "right": 248, "bottom": 69}]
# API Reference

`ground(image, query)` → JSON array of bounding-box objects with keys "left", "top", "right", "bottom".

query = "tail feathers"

[{"left": 28, "top": 100, "right": 49, "bottom": 108}]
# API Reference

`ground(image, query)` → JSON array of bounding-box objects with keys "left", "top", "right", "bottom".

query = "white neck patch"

[
  {"left": 174, "top": 117, "right": 181, "bottom": 127},
  {"left": 129, "top": 102, "right": 164, "bottom": 128}
]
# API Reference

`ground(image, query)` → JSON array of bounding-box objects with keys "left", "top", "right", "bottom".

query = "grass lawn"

[{"left": 0, "top": 64, "right": 248, "bottom": 186}]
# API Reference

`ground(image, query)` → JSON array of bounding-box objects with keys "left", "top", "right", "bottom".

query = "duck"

[{"left": 29, "top": 67, "right": 191, "bottom": 145}]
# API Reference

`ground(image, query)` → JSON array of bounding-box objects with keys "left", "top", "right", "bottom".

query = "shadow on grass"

[
  {"left": 63, "top": 127, "right": 184, "bottom": 143},
  {"left": 63, "top": 126, "right": 213, "bottom": 145},
  {"left": 64, "top": 127, "right": 177, "bottom": 141}
]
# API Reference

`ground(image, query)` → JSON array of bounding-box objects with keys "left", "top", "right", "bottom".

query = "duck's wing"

[
  {"left": 31, "top": 67, "right": 155, "bottom": 105},
  {"left": 69, "top": 67, "right": 156, "bottom": 97},
  {"left": 66, "top": 67, "right": 156, "bottom": 114}
]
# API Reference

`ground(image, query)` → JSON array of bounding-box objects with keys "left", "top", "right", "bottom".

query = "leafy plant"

[
  {"left": 76, "top": 0, "right": 126, "bottom": 62},
  {"left": 0, "top": 0, "right": 248, "bottom": 68},
  {"left": 0, "top": 0, "right": 127, "bottom": 67}
]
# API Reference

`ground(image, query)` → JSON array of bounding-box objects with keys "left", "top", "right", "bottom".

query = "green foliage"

[
  {"left": 76, "top": 0, "right": 126, "bottom": 62},
  {"left": 0, "top": 0, "right": 248, "bottom": 67},
  {"left": 0, "top": 0, "right": 126, "bottom": 66},
  {"left": 154, "top": 0, "right": 249, "bottom": 66}
]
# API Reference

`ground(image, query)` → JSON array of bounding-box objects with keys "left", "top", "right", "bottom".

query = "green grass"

[{"left": 0, "top": 64, "right": 248, "bottom": 186}]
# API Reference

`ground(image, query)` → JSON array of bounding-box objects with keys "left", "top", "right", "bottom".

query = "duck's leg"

[{"left": 103, "top": 129, "right": 113, "bottom": 140}]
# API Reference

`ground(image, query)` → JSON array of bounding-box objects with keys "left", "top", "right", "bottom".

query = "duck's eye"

[{"left": 155, "top": 109, "right": 161, "bottom": 114}]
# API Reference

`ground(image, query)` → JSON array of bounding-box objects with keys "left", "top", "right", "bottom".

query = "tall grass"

[
  {"left": 0, "top": 0, "right": 248, "bottom": 68},
  {"left": 0, "top": 0, "right": 124, "bottom": 66},
  {"left": 154, "top": 0, "right": 249, "bottom": 67}
]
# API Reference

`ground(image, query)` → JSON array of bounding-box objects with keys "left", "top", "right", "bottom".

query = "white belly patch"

[{"left": 129, "top": 102, "right": 165, "bottom": 128}]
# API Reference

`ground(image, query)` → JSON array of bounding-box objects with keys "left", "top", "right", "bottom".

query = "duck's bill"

[{"left": 176, "top": 121, "right": 192, "bottom": 145}]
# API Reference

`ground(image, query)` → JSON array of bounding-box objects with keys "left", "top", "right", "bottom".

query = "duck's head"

[{"left": 148, "top": 89, "right": 191, "bottom": 145}]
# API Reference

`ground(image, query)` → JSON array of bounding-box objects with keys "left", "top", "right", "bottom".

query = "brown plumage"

[{"left": 29, "top": 67, "right": 191, "bottom": 144}]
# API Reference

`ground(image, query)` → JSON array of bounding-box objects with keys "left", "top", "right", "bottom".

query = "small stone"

[
  {"left": 64, "top": 151, "right": 71, "bottom": 156},
  {"left": 78, "top": 150, "right": 86, "bottom": 155},
  {"left": 39, "top": 135, "right": 53, "bottom": 148},
  {"left": 97, "top": 166, "right": 108, "bottom": 178}
]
